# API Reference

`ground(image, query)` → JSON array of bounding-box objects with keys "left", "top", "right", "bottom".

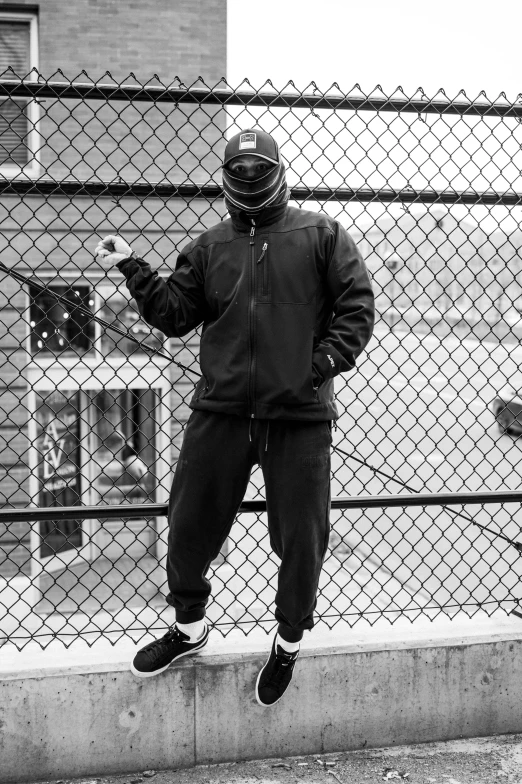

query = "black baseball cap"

[{"left": 223, "top": 128, "right": 280, "bottom": 167}]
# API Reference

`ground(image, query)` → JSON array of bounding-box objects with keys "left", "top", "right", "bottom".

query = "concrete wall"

[{"left": 1, "top": 616, "right": 522, "bottom": 782}]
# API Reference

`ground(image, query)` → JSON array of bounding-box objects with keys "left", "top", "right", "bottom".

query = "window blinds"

[
  {"left": 0, "top": 21, "right": 30, "bottom": 75},
  {"left": 0, "top": 99, "right": 29, "bottom": 164},
  {"left": 0, "top": 21, "right": 31, "bottom": 165}
]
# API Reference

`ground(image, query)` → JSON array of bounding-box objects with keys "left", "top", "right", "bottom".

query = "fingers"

[
  {"left": 95, "top": 237, "right": 117, "bottom": 256},
  {"left": 102, "top": 234, "right": 119, "bottom": 249},
  {"left": 94, "top": 241, "right": 112, "bottom": 257},
  {"left": 93, "top": 234, "right": 133, "bottom": 266},
  {"left": 98, "top": 235, "right": 132, "bottom": 254},
  {"left": 94, "top": 235, "right": 120, "bottom": 253},
  {"left": 94, "top": 236, "right": 116, "bottom": 257}
]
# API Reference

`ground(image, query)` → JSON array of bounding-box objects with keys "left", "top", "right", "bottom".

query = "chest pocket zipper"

[{"left": 257, "top": 242, "right": 268, "bottom": 297}]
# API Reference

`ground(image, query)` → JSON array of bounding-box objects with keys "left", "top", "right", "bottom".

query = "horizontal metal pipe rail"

[
  {"left": 2, "top": 488, "right": 522, "bottom": 523},
  {"left": 1, "top": 179, "right": 520, "bottom": 206},
  {"left": 1, "top": 78, "right": 522, "bottom": 117}
]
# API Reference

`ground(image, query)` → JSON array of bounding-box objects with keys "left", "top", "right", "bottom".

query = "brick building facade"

[{"left": 0, "top": 0, "right": 227, "bottom": 590}]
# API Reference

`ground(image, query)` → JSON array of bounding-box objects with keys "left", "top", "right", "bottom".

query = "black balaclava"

[{"left": 222, "top": 128, "right": 289, "bottom": 216}]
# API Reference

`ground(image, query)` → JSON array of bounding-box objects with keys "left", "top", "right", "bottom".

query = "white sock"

[
  {"left": 276, "top": 633, "right": 300, "bottom": 653},
  {"left": 176, "top": 619, "right": 206, "bottom": 642}
]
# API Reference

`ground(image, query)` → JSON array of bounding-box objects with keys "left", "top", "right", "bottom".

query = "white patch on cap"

[{"left": 239, "top": 132, "right": 256, "bottom": 150}]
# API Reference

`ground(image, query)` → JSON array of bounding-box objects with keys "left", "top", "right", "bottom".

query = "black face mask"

[{"left": 222, "top": 160, "right": 289, "bottom": 215}]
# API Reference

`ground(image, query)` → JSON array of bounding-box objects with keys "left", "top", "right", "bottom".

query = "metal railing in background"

[{"left": 1, "top": 71, "right": 522, "bottom": 649}]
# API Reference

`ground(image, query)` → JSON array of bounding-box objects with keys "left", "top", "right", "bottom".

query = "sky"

[
  {"left": 227, "top": 0, "right": 522, "bottom": 101},
  {"left": 226, "top": 0, "right": 522, "bottom": 235}
]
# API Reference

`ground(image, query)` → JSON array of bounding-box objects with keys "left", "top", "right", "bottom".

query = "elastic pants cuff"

[
  {"left": 175, "top": 609, "right": 206, "bottom": 624},
  {"left": 277, "top": 623, "right": 304, "bottom": 643}
]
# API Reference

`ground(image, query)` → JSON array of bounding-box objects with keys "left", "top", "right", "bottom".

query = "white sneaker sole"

[{"left": 130, "top": 632, "right": 209, "bottom": 678}]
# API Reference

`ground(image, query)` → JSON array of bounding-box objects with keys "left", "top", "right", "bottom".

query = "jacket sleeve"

[
  {"left": 116, "top": 248, "right": 208, "bottom": 338},
  {"left": 312, "top": 223, "right": 375, "bottom": 385}
]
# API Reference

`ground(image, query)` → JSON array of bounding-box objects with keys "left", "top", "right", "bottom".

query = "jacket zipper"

[
  {"left": 257, "top": 241, "right": 268, "bottom": 297},
  {"left": 248, "top": 221, "right": 256, "bottom": 418}
]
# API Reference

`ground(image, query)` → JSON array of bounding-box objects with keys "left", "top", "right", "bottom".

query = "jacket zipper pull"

[
  {"left": 250, "top": 220, "right": 255, "bottom": 244},
  {"left": 257, "top": 242, "right": 268, "bottom": 263}
]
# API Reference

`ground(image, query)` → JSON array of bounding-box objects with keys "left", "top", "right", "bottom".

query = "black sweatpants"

[{"left": 165, "top": 410, "right": 332, "bottom": 643}]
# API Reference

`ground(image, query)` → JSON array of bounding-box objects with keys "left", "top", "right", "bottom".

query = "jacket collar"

[{"left": 229, "top": 201, "right": 288, "bottom": 233}]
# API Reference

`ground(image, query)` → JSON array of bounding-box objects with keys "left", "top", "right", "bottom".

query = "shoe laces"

[
  {"left": 164, "top": 627, "right": 187, "bottom": 644},
  {"left": 269, "top": 648, "right": 298, "bottom": 686},
  {"left": 143, "top": 626, "right": 186, "bottom": 655}
]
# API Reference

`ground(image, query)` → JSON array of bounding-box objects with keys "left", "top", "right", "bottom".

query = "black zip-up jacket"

[{"left": 117, "top": 203, "right": 375, "bottom": 421}]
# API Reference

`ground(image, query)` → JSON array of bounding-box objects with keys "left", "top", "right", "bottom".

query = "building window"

[
  {"left": 89, "top": 388, "right": 157, "bottom": 507},
  {"left": 95, "top": 285, "right": 164, "bottom": 358},
  {"left": 0, "top": 11, "right": 39, "bottom": 173},
  {"left": 29, "top": 284, "right": 95, "bottom": 356},
  {"left": 28, "top": 281, "right": 166, "bottom": 360},
  {"left": 35, "top": 389, "right": 83, "bottom": 559}
]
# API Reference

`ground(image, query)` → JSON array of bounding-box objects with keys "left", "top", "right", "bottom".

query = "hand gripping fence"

[{"left": 2, "top": 70, "right": 522, "bottom": 649}]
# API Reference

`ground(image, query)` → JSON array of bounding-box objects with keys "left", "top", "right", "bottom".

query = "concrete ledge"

[{"left": 2, "top": 615, "right": 522, "bottom": 782}]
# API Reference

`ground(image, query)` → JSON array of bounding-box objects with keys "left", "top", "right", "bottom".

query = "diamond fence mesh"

[{"left": 2, "top": 70, "right": 522, "bottom": 650}]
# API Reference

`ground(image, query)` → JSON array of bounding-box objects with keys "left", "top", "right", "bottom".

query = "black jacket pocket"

[{"left": 255, "top": 303, "right": 316, "bottom": 406}]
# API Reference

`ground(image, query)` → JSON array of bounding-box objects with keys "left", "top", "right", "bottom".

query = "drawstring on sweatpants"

[{"left": 248, "top": 418, "right": 269, "bottom": 450}]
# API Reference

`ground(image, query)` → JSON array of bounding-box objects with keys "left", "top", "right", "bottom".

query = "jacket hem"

[{"left": 190, "top": 399, "right": 338, "bottom": 421}]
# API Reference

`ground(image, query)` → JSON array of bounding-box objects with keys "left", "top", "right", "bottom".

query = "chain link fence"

[{"left": 1, "top": 70, "right": 522, "bottom": 650}]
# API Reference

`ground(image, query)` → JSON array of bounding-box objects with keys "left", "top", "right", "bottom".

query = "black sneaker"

[
  {"left": 255, "top": 635, "right": 299, "bottom": 706},
  {"left": 131, "top": 624, "right": 209, "bottom": 678}
]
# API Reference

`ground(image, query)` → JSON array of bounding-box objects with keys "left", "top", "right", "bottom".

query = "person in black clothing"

[{"left": 94, "top": 128, "right": 375, "bottom": 706}]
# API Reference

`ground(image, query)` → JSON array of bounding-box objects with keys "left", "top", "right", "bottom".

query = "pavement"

[{"left": 30, "top": 735, "right": 522, "bottom": 784}]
